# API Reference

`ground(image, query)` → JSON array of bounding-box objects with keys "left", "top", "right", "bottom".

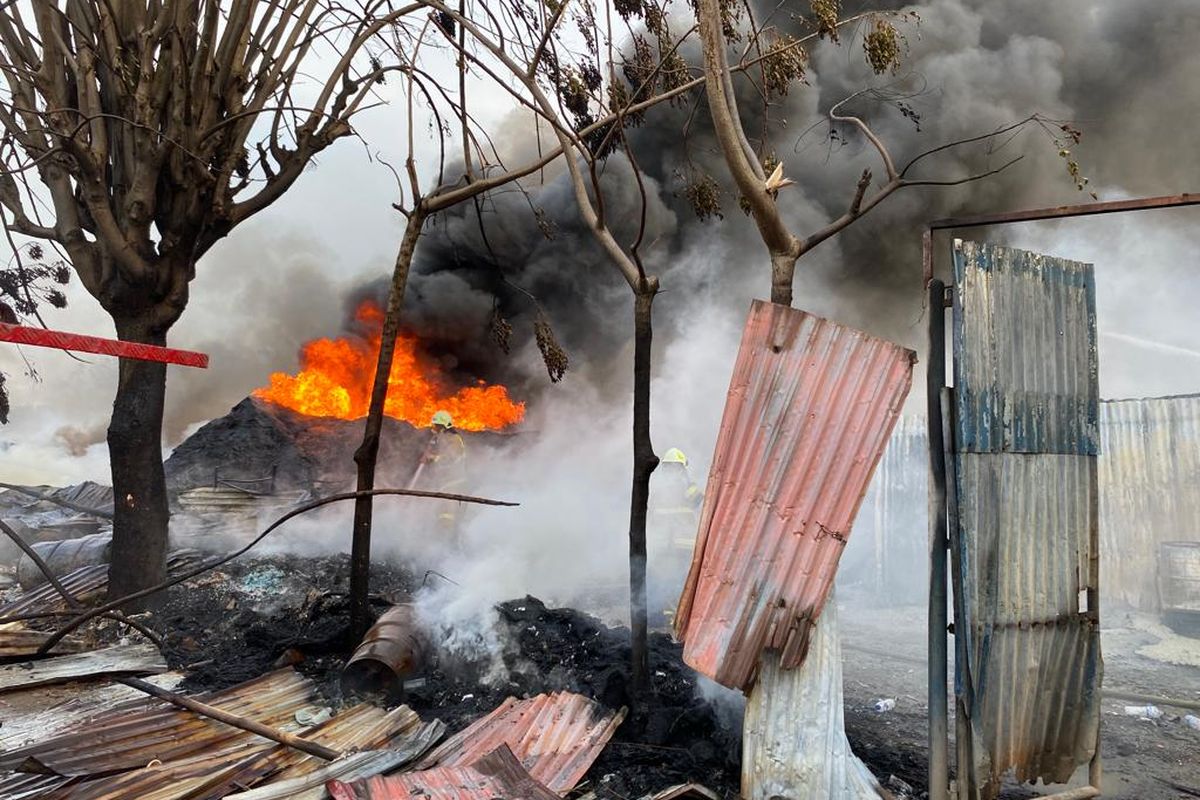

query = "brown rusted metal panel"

[
  {"left": 414, "top": 691, "right": 626, "bottom": 795},
  {"left": 330, "top": 744, "right": 561, "bottom": 800},
  {"left": 672, "top": 300, "right": 915, "bottom": 691}
]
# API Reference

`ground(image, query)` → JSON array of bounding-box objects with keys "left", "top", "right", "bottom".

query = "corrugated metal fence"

[
  {"left": 1099, "top": 394, "right": 1200, "bottom": 610},
  {"left": 950, "top": 240, "right": 1101, "bottom": 799}
]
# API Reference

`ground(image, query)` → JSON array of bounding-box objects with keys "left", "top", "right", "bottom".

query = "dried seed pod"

[
  {"left": 534, "top": 314, "right": 569, "bottom": 383},
  {"left": 490, "top": 309, "right": 513, "bottom": 354},
  {"left": 863, "top": 18, "right": 903, "bottom": 75}
]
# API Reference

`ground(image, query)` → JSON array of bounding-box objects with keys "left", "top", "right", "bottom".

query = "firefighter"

[
  {"left": 419, "top": 410, "right": 467, "bottom": 547},
  {"left": 648, "top": 447, "right": 703, "bottom": 626}
]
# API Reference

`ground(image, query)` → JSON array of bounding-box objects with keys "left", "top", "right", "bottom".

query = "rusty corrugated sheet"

[
  {"left": 672, "top": 299, "right": 915, "bottom": 691},
  {"left": 43, "top": 704, "right": 434, "bottom": 800},
  {"left": 414, "top": 691, "right": 625, "bottom": 795},
  {"left": 1098, "top": 394, "right": 1200, "bottom": 610},
  {"left": 0, "top": 668, "right": 318, "bottom": 777},
  {"left": 331, "top": 744, "right": 560, "bottom": 800},
  {"left": 951, "top": 240, "right": 1102, "bottom": 799}
]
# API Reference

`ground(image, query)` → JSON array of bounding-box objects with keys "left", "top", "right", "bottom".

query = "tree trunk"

[
  {"left": 770, "top": 251, "right": 797, "bottom": 307},
  {"left": 350, "top": 206, "right": 429, "bottom": 637},
  {"left": 106, "top": 314, "right": 171, "bottom": 609},
  {"left": 628, "top": 285, "right": 659, "bottom": 695}
]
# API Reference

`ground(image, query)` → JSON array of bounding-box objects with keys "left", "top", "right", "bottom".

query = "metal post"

[{"left": 927, "top": 274, "right": 949, "bottom": 800}]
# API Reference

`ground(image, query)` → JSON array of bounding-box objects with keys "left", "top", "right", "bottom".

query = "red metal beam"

[{"left": 0, "top": 323, "right": 208, "bottom": 368}]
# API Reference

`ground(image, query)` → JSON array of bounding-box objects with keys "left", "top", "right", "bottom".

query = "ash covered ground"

[
  {"left": 145, "top": 553, "right": 742, "bottom": 799},
  {"left": 132, "top": 553, "right": 1200, "bottom": 800}
]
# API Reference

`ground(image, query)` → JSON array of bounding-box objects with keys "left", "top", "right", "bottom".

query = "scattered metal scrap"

[
  {"left": 415, "top": 691, "right": 627, "bottom": 795},
  {"left": 0, "top": 667, "right": 443, "bottom": 800},
  {"left": 0, "top": 643, "right": 166, "bottom": 692},
  {"left": 673, "top": 300, "right": 915, "bottom": 691},
  {"left": 331, "top": 744, "right": 561, "bottom": 800}
]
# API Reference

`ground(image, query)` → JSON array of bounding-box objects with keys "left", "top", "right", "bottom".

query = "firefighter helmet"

[
  {"left": 662, "top": 447, "right": 688, "bottom": 466},
  {"left": 431, "top": 410, "right": 454, "bottom": 428}
]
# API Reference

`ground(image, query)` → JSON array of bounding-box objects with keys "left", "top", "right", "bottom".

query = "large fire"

[{"left": 253, "top": 301, "right": 525, "bottom": 431}]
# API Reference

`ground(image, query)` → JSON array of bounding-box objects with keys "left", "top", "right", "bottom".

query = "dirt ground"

[{"left": 838, "top": 595, "right": 1200, "bottom": 800}]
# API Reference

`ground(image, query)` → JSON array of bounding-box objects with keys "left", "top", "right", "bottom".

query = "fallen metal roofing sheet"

[
  {"left": 951, "top": 240, "right": 1102, "bottom": 799},
  {"left": 414, "top": 691, "right": 626, "bottom": 795},
  {"left": 331, "top": 744, "right": 560, "bottom": 800},
  {"left": 673, "top": 299, "right": 915, "bottom": 691},
  {"left": 0, "top": 643, "right": 166, "bottom": 692},
  {"left": 224, "top": 723, "right": 445, "bottom": 800},
  {"left": 45, "top": 705, "right": 435, "bottom": 800},
  {"left": 0, "top": 672, "right": 186, "bottom": 752},
  {"left": 0, "top": 550, "right": 204, "bottom": 620},
  {"left": 0, "top": 667, "right": 318, "bottom": 777},
  {"left": 0, "top": 623, "right": 86, "bottom": 657}
]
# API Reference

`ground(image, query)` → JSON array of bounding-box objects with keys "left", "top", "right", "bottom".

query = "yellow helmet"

[
  {"left": 662, "top": 447, "right": 688, "bottom": 466},
  {"left": 431, "top": 410, "right": 454, "bottom": 428}
]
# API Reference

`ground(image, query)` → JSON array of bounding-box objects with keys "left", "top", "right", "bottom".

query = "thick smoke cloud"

[{"left": 4, "top": 0, "right": 1199, "bottom": 497}]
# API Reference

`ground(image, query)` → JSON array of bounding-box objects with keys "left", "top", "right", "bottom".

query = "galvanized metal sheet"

[
  {"left": 952, "top": 241, "right": 1098, "bottom": 455},
  {"left": 414, "top": 691, "right": 625, "bottom": 795},
  {"left": 0, "top": 643, "right": 166, "bottom": 692},
  {"left": 1098, "top": 394, "right": 1200, "bottom": 610},
  {"left": 0, "top": 668, "right": 318, "bottom": 777},
  {"left": 741, "top": 594, "right": 881, "bottom": 799},
  {"left": 673, "top": 300, "right": 915, "bottom": 691},
  {"left": 952, "top": 240, "right": 1101, "bottom": 798}
]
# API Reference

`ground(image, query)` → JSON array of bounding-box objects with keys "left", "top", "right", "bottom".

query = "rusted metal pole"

[
  {"left": 928, "top": 192, "right": 1200, "bottom": 231},
  {"left": 926, "top": 275, "right": 949, "bottom": 800},
  {"left": 117, "top": 676, "right": 342, "bottom": 761}
]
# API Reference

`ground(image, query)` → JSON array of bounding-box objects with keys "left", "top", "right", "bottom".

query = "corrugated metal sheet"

[
  {"left": 46, "top": 705, "right": 432, "bottom": 800},
  {"left": 845, "top": 414, "right": 928, "bottom": 604},
  {"left": 332, "top": 744, "right": 560, "bottom": 800},
  {"left": 952, "top": 241, "right": 1098, "bottom": 455},
  {"left": 0, "top": 643, "right": 166, "bottom": 692},
  {"left": 673, "top": 300, "right": 915, "bottom": 691},
  {"left": 741, "top": 593, "right": 881, "bottom": 799},
  {"left": 224, "top": 726, "right": 445, "bottom": 800},
  {"left": 951, "top": 240, "right": 1102, "bottom": 799},
  {"left": 414, "top": 691, "right": 625, "bottom": 795},
  {"left": 0, "top": 550, "right": 205, "bottom": 620},
  {"left": 0, "top": 623, "right": 86, "bottom": 656},
  {"left": 0, "top": 672, "right": 186, "bottom": 752},
  {"left": 1099, "top": 394, "right": 1200, "bottom": 610},
  {"left": 0, "top": 668, "right": 318, "bottom": 776}
]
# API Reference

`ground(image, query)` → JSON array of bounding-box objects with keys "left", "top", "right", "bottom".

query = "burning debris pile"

[
  {"left": 0, "top": 548, "right": 743, "bottom": 800},
  {"left": 165, "top": 299, "right": 527, "bottom": 499}
]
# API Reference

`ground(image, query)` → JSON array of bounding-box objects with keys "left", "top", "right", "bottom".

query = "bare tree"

[{"left": 0, "top": 1, "right": 428, "bottom": 603}]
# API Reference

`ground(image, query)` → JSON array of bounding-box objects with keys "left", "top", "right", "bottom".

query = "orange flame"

[{"left": 253, "top": 301, "right": 525, "bottom": 431}]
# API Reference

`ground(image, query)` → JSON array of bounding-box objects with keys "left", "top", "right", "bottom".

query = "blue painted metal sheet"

[
  {"left": 952, "top": 241, "right": 1099, "bottom": 455},
  {"left": 952, "top": 240, "right": 1102, "bottom": 799}
]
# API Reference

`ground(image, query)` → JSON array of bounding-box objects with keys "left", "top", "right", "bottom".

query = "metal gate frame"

[{"left": 923, "top": 193, "right": 1200, "bottom": 800}]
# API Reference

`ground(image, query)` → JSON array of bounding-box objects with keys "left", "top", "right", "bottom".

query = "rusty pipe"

[{"left": 342, "top": 604, "right": 429, "bottom": 696}]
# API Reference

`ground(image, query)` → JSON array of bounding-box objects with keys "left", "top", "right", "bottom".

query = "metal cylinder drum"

[
  {"left": 17, "top": 533, "right": 113, "bottom": 589},
  {"left": 341, "top": 604, "right": 428, "bottom": 697},
  {"left": 1159, "top": 541, "right": 1200, "bottom": 613}
]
